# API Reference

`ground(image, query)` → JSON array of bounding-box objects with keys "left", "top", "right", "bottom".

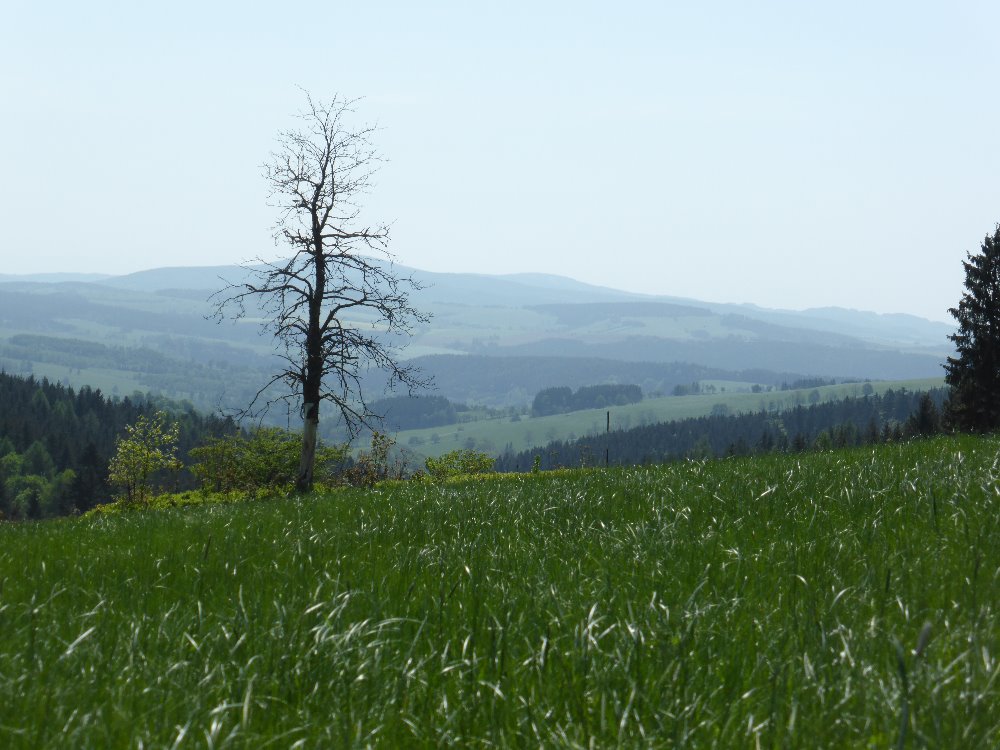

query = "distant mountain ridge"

[
  {"left": 0, "top": 272, "right": 113, "bottom": 284},
  {"left": 0, "top": 261, "right": 951, "bottom": 412},
  {"left": 26, "top": 261, "right": 952, "bottom": 347}
]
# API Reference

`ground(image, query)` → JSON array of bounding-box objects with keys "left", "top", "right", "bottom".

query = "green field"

[
  {"left": 394, "top": 377, "right": 945, "bottom": 459},
  {"left": 1, "top": 435, "right": 997, "bottom": 747}
]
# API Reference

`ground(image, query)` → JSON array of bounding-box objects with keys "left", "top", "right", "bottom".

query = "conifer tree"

[{"left": 945, "top": 224, "right": 1000, "bottom": 431}]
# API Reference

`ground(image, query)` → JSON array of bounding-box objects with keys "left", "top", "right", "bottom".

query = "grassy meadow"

[
  {"left": 395, "top": 377, "right": 945, "bottom": 459},
  {"left": 1, "top": 435, "right": 998, "bottom": 747}
]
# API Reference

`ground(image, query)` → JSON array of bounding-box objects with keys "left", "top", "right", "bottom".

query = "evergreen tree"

[
  {"left": 945, "top": 224, "right": 1000, "bottom": 431},
  {"left": 0, "top": 371, "right": 235, "bottom": 517},
  {"left": 0, "top": 476, "right": 9, "bottom": 520},
  {"left": 70, "top": 443, "right": 110, "bottom": 512},
  {"left": 906, "top": 393, "right": 941, "bottom": 437},
  {"left": 22, "top": 441, "right": 55, "bottom": 478}
]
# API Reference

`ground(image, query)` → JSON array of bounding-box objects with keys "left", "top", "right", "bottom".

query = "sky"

[{"left": 2, "top": 1, "right": 999, "bottom": 323}]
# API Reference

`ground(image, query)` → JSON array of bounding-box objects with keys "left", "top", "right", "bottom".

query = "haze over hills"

[
  {"left": 0, "top": 272, "right": 113, "bottom": 284},
  {"left": 0, "top": 262, "right": 951, "bottom": 415},
  {"left": 94, "top": 262, "right": 954, "bottom": 348}
]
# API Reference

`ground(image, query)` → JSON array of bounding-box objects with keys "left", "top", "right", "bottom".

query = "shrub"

[
  {"left": 83, "top": 489, "right": 263, "bottom": 518},
  {"left": 424, "top": 448, "right": 496, "bottom": 481},
  {"left": 189, "top": 428, "right": 347, "bottom": 495},
  {"left": 344, "top": 432, "right": 404, "bottom": 487},
  {"left": 108, "top": 412, "right": 181, "bottom": 506}
]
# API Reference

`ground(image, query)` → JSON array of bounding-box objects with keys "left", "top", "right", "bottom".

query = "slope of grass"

[
  {"left": 1, "top": 435, "right": 998, "bottom": 747},
  {"left": 396, "top": 377, "right": 945, "bottom": 458}
]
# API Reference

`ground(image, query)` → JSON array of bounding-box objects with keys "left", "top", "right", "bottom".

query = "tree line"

[
  {"left": 531, "top": 384, "right": 643, "bottom": 416},
  {"left": 497, "top": 388, "right": 948, "bottom": 471},
  {"left": 0, "top": 371, "right": 235, "bottom": 519},
  {"left": 367, "top": 395, "right": 458, "bottom": 431},
  {"left": 0, "top": 333, "right": 277, "bottom": 416}
]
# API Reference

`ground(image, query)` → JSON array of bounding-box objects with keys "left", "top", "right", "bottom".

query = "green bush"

[
  {"left": 108, "top": 412, "right": 181, "bottom": 506},
  {"left": 424, "top": 448, "right": 495, "bottom": 480},
  {"left": 189, "top": 428, "right": 348, "bottom": 495},
  {"left": 344, "top": 432, "right": 404, "bottom": 487},
  {"left": 82, "top": 489, "right": 265, "bottom": 518}
]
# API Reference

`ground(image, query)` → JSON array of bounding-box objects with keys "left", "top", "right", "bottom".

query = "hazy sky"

[{"left": 3, "top": 1, "right": 998, "bottom": 322}]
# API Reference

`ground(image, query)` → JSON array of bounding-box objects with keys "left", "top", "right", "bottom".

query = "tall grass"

[{"left": 1, "top": 435, "right": 998, "bottom": 747}]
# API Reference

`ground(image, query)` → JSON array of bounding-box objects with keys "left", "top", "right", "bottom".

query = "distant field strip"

[
  {"left": 395, "top": 377, "right": 944, "bottom": 458},
  {"left": 0, "top": 435, "right": 997, "bottom": 747}
]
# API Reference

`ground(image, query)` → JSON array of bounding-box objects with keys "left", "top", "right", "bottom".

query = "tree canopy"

[
  {"left": 945, "top": 224, "right": 1000, "bottom": 431},
  {"left": 0, "top": 370, "right": 233, "bottom": 519}
]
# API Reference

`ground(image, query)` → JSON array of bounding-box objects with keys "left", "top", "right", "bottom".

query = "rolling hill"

[{"left": 0, "top": 262, "right": 951, "bottom": 418}]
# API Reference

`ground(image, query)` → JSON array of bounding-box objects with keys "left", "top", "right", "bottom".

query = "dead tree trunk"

[{"left": 214, "top": 92, "right": 429, "bottom": 492}]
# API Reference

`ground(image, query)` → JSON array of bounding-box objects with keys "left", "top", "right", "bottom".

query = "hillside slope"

[{"left": 0, "top": 263, "right": 951, "bottom": 412}]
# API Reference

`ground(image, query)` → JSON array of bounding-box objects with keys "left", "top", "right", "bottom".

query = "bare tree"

[{"left": 215, "top": 93, "right": 428, "bottom": 492}]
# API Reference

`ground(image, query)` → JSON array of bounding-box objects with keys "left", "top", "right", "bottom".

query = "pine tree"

[{"left": 945, "top": 224, "right": 1000, "bottom": 431}]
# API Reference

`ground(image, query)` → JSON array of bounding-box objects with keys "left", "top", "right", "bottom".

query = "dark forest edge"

[
  {"left": 496, "top": 387, "right": 949, "bottom": 472},
  {"left": 0, "top": 370, "right": 236, "bottom": 519},
  {"left": 0, "top": 366, "right": 956, "bottom": 522}
]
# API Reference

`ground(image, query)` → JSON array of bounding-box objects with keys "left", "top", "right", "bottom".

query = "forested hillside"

[
  {"left": 1, "top": 264, "right": 950, "bottom": 415},
  {"left": 498, "top": 388, "right": 946, "bottom": 470},
  {"left": 0, "top": 333, "right": 275, "bottom": 412},
  {"left": 0, "top": 363, "right": 948, "bottom": 519},
  {"left": 0, "top": 371, "right": 235, "bottom": 519},
  {"left": 366, "top": 394, "right": 460, "bottom": 431}
]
